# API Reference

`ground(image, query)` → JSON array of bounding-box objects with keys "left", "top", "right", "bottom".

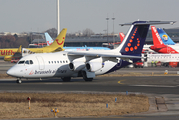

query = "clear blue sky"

[{"left": 0, "top": 0, "right": 179, "bottom": 34}]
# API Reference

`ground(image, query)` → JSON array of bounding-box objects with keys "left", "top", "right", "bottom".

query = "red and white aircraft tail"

[
  {"left": 150, "top": 26, "right": 178, "bottom": 53},
  {"left": 151, "top": 26, "right": 165, "bottom": 46},
  {"left": 119, "top": 32, "right": 125, "bottom": 43}
]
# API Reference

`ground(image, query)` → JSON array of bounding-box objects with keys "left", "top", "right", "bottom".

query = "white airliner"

[
  {"left": 146, "top": 53, "right": 179, "bottom": 63},
  {"left": 7, "top": 21, "right": 175, "bottom": 83}
]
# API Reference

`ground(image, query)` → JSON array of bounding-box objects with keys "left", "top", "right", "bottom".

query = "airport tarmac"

[
  {"left": 1, "top": 61, "right": 179, "bottom": 119},
  {"left": 1, "top": 76, "right": 179, "bottom": 120}
]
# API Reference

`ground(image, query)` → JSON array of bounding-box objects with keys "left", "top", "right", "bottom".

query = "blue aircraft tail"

[
  {"left": 44, "top": 32, "right": 54, "bottom": 46},
  {"left": 157, "top": 28, "right": 175, "bottom": 45}
]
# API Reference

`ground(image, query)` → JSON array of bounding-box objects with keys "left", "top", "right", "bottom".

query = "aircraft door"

[{"left": 36, "top": 56, "right": 45, "bottom": 70}]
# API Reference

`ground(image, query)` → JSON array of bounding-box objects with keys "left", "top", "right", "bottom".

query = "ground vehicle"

[
  {"left": 133, "top": 61, "right": 144, "bottom": 68},
  {"left": 11, "top": 57, "right": 21, "bottom": 63},
  {"left": 169, "top": 62, "right": 178, "bottom": 67}
]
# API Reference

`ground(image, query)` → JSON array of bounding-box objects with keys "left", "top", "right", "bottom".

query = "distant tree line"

[
  {"left": 0, "top": 34, "right": 30, "bottom": 48},
  {"left": 0, "top": 28, "right": 95, "bottom": 48},
  {"left": 45, "top": 28, "right": 95, "bottom": 38}
]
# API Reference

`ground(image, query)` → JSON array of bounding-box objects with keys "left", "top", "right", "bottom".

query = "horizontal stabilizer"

[{"left": 120, "top": 21, "right": 176, "bottom": 26}]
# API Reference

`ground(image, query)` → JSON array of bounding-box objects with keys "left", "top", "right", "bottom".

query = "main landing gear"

[
  {"left": 61, "top": 77, "right": 71, "bottom": 82},
  {"left": 16, "top": 78, "right": 22, "bottom": 84},
  {"left": 82, "top": 71, "right": 93, "bottom": 82}
]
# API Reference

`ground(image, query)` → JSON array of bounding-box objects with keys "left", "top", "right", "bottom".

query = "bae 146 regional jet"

[{"left": 7, "top": 21, "right": 175, "bottom": 83}]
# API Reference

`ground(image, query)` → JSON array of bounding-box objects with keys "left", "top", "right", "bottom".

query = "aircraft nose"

[{"left": 7, "top": 68, "right": 15, "bottom": 77}]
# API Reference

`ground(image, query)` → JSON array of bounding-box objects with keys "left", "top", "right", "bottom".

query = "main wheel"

[
  {"left": 61, "top": 77, "right": 71, "bottom": 82},
  {"left": 82, "top": 71, "right": 93, "bottom": 82},
  {"left": 84, "top": 77, "right": 93, "bottom": 81}
]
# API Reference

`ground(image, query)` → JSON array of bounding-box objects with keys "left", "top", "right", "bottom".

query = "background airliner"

[
  {"left": 45, "top": 32, "right": 110, "bottom": 51},
  {"left": 144, "top": 53, "right": 179, "bottom": 67},
  {"left": 145, "top": 53, "right": 179, "bottom": 63},
  {"left": 7, "top": 21, "right": 175, "bottom": 83},
  {"left": 2, "top": 29, "right": 67, "bottom": 61},
  {"left": 150, "top": 26, "right": 179, "bottom": 53}
]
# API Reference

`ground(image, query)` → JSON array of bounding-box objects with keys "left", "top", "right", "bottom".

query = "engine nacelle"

[
  {"left": 4, "top": 55, "right": 12, "bottom": 61},
  {"left": 86, "top": 62, "right": 104, "bottom": 72},
  {"left": 69, "top": 62, "right": 85, "bottom": 72}
]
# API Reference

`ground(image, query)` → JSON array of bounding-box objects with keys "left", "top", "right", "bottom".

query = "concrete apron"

[{"left": 125, "top": 93, "right": 179, "bottom": 116}]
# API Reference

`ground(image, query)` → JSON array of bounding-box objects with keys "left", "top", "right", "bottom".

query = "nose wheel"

[{"left": 16, "top": 78, "right": 22, "bottom": 84}]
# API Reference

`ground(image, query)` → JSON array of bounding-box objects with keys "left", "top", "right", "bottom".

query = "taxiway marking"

[{"left": 118, "top": 80, "right": 125, "bottom": 84}]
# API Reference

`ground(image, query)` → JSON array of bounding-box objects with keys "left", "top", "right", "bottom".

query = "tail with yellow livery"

[
  {"left": 4, "top": 45, "right": 22, "bottom": 61},
  {"left": 43, "top": 28, "right": 67, "bottom": 52},
  {"left": 17, "top": 45, "right": 22, "bottom": 53}
]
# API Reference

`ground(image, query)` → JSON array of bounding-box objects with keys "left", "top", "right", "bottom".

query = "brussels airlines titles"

[{"left": 29, "top": 69, "right": 67, "bottom": 75}]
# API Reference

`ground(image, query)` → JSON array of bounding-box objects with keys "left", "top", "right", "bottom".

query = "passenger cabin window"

[{"left": 18, "top": 61, "right": 25, "bottom": 64}]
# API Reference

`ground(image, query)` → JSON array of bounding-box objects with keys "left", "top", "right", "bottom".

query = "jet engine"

[
  {"left": 69, "top": 62, "right": 85, "bottom": 72},
  {"left": 86, "top": 62, "right": 104, "bottom": 72}
]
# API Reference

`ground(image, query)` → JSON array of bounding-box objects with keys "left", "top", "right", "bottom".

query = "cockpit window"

[
  {"left": 25, "top": 60, "right": 29, "bottom": 64},
  {"left": 30, "top": 60, "right": 33, "bottom": 64},
  {"left": 18, "top": 60, "right": 25, "bottom": 64}
]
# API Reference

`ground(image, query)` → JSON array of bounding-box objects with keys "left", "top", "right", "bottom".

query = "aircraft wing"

[{"left": 67, "top": 51, "right": 142, "bottom": 59}]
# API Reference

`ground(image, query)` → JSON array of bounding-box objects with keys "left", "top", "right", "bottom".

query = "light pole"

[
  {"left": 106, "top": 15, "right": 109, "bottom": 45},
  {"left": 103, "top": 30, "right": 107, "bottom": 35},
  {"left": 112, "top": 14, "right": 115, "bottom": 45},
  {"left": 57, "top": 0, "right": 60, "bottom": 36}
]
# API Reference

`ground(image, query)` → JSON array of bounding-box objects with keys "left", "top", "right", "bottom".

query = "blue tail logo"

[{"left": 157, "top": 28, "right": 175, "bottom": 45}]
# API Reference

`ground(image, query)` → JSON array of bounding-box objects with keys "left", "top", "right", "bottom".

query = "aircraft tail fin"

[
  {"left": 151, "top": 26, "right": 164, "bottom": 46},
  {"left": 116, "top": 21, "right": 150, "bottom": 55},
  {"left": 45, "top": 32, "right": 54, "bottom": 46},
  {"left": 157, "top": 28, "right": 175, "bottom": 45},
  {"left": 17, "top": 45, "right": 22, "bottom": 53},
  {"left": 119, "top": 32, "right": 125, "bottom": 43},
  {"left": 45, "top": 28, "right": 67, "bottom": 51}
]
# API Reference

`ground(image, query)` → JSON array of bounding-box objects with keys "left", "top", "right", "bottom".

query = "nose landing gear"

[{"left": 16, "top": 78, "right": 22, "bottom": 84}]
